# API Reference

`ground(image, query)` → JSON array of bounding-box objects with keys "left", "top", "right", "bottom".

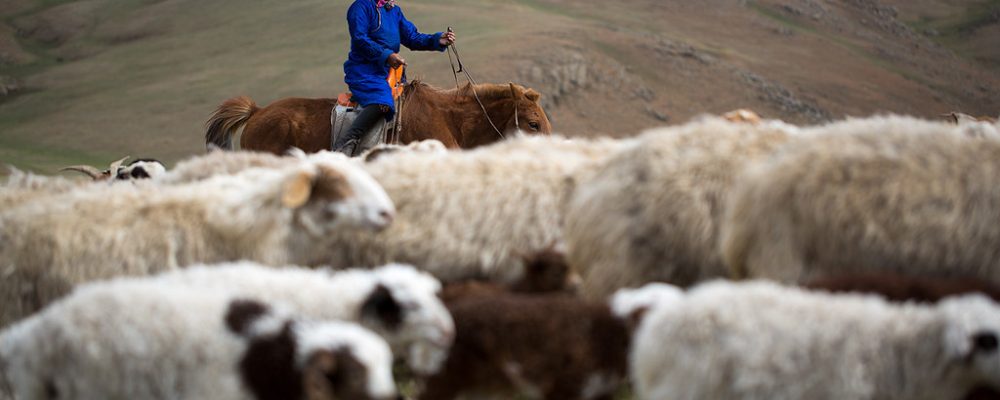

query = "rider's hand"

[
  {"left": 387, "top": 53, "right": 406, "bottom": 68},
  {"left": 439, "top": 31, "right": 456, "bottom": 47}
]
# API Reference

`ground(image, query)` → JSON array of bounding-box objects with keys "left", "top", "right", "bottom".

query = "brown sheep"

[
  {"left": 805, "top": 272, "right": 1000, "bottom": 303},
  {"left": 418, "top": 293, "right": 629, "bottom": 400}
]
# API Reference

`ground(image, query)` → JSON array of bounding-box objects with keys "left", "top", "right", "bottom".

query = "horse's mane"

[{"left": 406, "top": 80, "right": 540, "bottom": 102}]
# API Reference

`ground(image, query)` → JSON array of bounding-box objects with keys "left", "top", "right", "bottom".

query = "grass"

[
  {"left": 1, "top": 0, "right": 997, "bottom": 172},
  {"left": 747, "top": 2, "right": 942, "bottom": 92}
]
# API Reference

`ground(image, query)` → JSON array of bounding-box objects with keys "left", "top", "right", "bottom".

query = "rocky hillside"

[{"left": 1, "top": 0, "right": 997, "bottom": 171}]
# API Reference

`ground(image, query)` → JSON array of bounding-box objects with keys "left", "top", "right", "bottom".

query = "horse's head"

[{"left": 506, "top": 82, "right": 552, "bottom": 136}]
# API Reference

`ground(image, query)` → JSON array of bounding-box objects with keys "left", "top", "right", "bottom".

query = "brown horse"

[{"left": 205, "top": 81, "right": 552, "bottom": 155}]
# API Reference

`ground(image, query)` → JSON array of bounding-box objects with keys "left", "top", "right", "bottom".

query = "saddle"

[{"left": 330, "top": 67, "right": 405, "bottom": 155}]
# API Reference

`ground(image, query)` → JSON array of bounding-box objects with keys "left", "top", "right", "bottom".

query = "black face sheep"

[
  {"left": 419, "top": 283, "right": 682, "bottom": 400},
  {"left": 0, "top": 280, "right": 397, "bottom": 400},
  {"left": 150, "top": 262, "right": 454, "bottom": 376},
  {"left": 632, "top": 280, "right": 1000, "bottom": 400}
]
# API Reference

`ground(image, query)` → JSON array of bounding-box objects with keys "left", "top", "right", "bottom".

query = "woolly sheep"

[
  {"left": 316, "top": 134, "right": 631, "bottom": 284},
  {"left": 420, "top": 282, "right": 681, "bottom": 400},
  {"left": 0, "top": 157, "right": 395, "bottom": 327},
  {"left": 564, "top": 117, "right": 799, "bottom": 299},
  {"left": 0, "top": 279, "right": 397, "bottom": 400},
  {"left": 151, "top": 262, "right": 454, "bottom": 375},
  {"left": 0, "top": 168, "right": 85, "bottom": 211},
  {"left": 154, "top": 149, "right": 294, "bottom": 184},
  {"left": 631, "top": 280, "right": 1000, "bottom": 400},
  {"left": 721, "top": 116, "right": 1000, "bottom": 284}
]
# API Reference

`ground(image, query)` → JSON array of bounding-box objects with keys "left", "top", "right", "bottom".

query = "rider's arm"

[
  {"left": 347, "top": 1, "right": 394, "bottom": 65},
  {"left": 398, "top": 9, "right": 445, "bottom": 52}
]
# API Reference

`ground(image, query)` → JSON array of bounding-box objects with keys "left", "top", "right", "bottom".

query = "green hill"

[{"left": 2, "top": 0, "right": 998, "bottom": 172}]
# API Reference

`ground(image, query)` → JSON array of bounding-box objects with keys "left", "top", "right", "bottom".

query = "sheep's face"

[
  {"left": 359, "top": 264, "right": 455, "bottom": 375},
  {"left": 286, "top": 160, "right": 395, "bottom": 235},
  {"left": 115, "top": 159, "right": 166, "bottom": 180},
  {"left": 512, "top": 245, "right": 581, "bottom": 294},
  {"left": 297, "top": 322, "right": 398, "bottom": 400},
  {"left": 939, "top": 295, "right": 1000, "bottom": 388}
]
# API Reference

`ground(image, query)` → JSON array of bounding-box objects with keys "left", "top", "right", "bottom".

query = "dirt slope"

[{"left": 1, "top": 0, "right": 997, "bottom": 171}]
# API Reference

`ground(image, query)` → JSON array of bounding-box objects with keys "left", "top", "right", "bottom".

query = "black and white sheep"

[
  {"left": 631, "top": 280, "right": 1000, "bottom": 400},
  {"left": 150, "top": 262, "right": 454, "bottom": 375},
  {"left": 0, "top": 279, "right": 397, "bottom": 400}
]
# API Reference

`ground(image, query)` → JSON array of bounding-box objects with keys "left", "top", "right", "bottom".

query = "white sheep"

[
  {"left": 721, "top": 115, "right": 1000, "bottom": 284},
  {"left": 0, "top": 168, "right": 85, "bottom": 211},
  {"left": 155, "top": 149, "right": 294, "bottom": 185},
  {"left": 0, "top": 278, "right": 397, "bottom": 400},
  {"left": 316, "top": 134, "right": 631, "bottom": 284},
  {"left": 0, "top": 156, "right": 395, "bottom": 327},
  {"left": 151, "top": 262, "right": 455, "bottom": 375},
  {"left": 563, "top": 117, "right": 800, "bottom": 299},
  {"left": 631, "top": 280, "right": 1000, "bottom": 400}
]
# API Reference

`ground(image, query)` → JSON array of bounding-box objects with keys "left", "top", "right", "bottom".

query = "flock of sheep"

[{"left": 2, "top": 112, "right": 1000, "bottom": 399}]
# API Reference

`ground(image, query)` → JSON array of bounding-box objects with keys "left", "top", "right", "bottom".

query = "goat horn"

[
  {"left": 60, "top": 165, "right": 103, "bottom": 179},
  {"left": 109, "top": 156, "right": 130, "bottom": 173}
]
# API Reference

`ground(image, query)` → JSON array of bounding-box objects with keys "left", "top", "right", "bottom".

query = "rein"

[{"left": 445, "top": 28, "right": 514, "bottom": 140}]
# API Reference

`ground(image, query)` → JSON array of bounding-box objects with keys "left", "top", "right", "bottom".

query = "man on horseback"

[{"left": 333, "top": 0, "right": 457, "bottom": 155}]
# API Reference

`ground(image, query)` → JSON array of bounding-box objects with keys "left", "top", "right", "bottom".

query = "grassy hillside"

[{"left": 1, "top": 0, "right": 997, "bottom": 172}]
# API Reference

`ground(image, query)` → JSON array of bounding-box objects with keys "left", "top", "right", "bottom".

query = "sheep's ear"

[
  {"left": 361, "top": 284, "right": 403, "bottom": 330},
  {"left": 282, "top": 170, "right": 317, "bottom": 208}
]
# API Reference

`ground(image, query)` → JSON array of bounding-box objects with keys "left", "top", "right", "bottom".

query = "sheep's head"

[
  {"left": 611, "top": 283, "right": 685, "bottom": 331},
  {"left": 511, "top": 243, "right": 581, "bottom": 294},
  {"left": 357, "top": 264, "right": 455, "bottom": 375},
  {"left": 283, "top": 156, "right": 395, "bottom": 235},
  {"left": 60, "top": 156, "right": 130, "bottom": 181},
  {"left": 226, "top": 299, "right": 397, "bottom": 400},
  {"left": 297, "top": 322, "right": 398, "bottom": 400},
  {"left": 115, "top": 159, "right": 167, "bottom": 180},
  {"left": 939, "top": 295, "right": 1000, "bottom": 390}
]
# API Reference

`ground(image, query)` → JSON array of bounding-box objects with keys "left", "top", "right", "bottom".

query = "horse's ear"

[
  {"left": 508, "top": 82, "right": 521, "bottom": 99},
  {"left": 524, "top": 89, "right": 541, "bottom": 102}
]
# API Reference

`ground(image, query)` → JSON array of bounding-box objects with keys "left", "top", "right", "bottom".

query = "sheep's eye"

[{"left": 528, "top": 121, "right": 540, "bottom": 131}]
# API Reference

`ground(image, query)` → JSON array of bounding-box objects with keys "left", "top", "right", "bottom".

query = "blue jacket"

[{"left": 344, "top": 0, "right": 444, "bottom": 117}]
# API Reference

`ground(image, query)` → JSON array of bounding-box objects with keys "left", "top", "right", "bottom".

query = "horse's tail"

[{"left": 205, "top": 96, "right": 258, "bottom": 151}]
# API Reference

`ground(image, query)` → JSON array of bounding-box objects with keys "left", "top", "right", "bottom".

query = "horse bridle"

[{"left": 446, "top": 35, "right": 516, "bottom": 140}]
